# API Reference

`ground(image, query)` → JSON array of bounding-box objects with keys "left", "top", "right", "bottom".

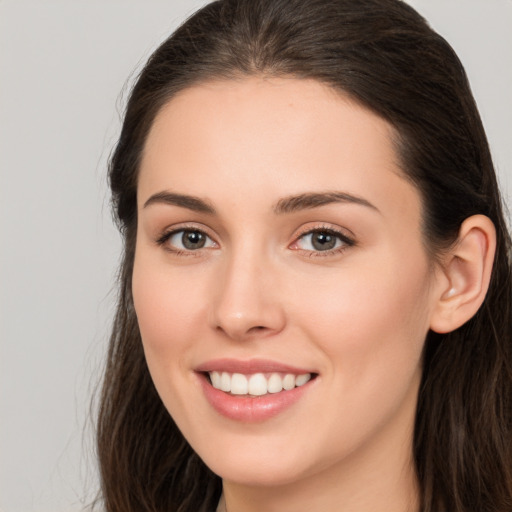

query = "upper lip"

[{"left": 195, "top": 358, "right": 316, "bottom": 375}]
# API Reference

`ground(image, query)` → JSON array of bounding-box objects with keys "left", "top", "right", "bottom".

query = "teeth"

[
  {"left": 295, "top": 373, "right": 311, "bottom": 386},
  {"left": 220, "top": 372, "right": 231, "bottom": 392},
  {"left": 210, "top": 371, "right": 221, "bottom": 389},
  {"left": 267, "top": 373, "right": 283, "bottom": 393},
  {"left": 208, "top": 371, "right": 313, "bottom": 396},
  {"left": 248, "top": 373, "right": 267, "bottom": 396},
  {"left": 231, "top": 373, "right": 248, "bottom": 395},
  {"left": 282, "top": 374, "right": 295, "bottom": 390}
]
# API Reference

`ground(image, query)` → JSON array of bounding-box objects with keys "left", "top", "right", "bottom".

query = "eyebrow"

[
  {"left": 273, "top": 191, "right": 379, "bottom": 214},
  {"left": 143, "top": 191, "right": 216, "bottom": 214},
  {"left": 142, "top": 190, "right": 378, "bottom": 215}
]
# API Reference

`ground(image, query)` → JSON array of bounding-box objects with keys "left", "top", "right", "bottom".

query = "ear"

[{"left": 430, "top": 215, "right": 496, "bottom": 334}]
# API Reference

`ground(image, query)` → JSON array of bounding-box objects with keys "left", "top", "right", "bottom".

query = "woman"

[{"left": 96, "top": 0, "right": 512, "bottom": 510}]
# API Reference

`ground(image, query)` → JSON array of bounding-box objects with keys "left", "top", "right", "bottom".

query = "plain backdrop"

[{"left": 0, "top": 1, "right": 510, "bottom": 511}]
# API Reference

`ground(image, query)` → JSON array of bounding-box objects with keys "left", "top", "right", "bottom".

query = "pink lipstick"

[{"left": 195, "top": 359, "right": 317, "bottom": 422}]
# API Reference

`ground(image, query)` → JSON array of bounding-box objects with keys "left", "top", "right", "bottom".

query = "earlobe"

[{"left": 430, "top": 215, "right": 496, "bottom": 334}]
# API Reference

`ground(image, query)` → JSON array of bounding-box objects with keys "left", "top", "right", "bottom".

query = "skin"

[{"left": 132, "top": 77, "right": 460, "bottom": 512}]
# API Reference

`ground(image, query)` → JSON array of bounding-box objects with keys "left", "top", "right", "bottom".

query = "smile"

[
  {"left": 195, "top": 359, "right": 318, "bottom": 422},
  {"left": 208, "top": 371, "right": 312, "bottom": 396}
]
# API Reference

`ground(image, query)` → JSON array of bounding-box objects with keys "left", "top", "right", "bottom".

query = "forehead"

[
  {"left": 143, "top": 77, "right": 398, "bottom": 171},
  {"left": 138, "top": 77, "right": 420, "bottom": 224}
]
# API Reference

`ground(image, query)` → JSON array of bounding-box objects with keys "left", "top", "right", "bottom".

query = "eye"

[
  {"left": 292, "top": 228, "right": 354, "bottom": 254},
  {"left": 158, "top": 229, "right": 216, "bottom": 252}
]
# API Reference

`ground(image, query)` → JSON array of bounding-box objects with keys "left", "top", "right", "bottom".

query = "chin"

[
  {"left": 208, "top": 457, "right": 307, "bottom": 487},
  {"left": 192, "top": 431, "right": 326, "bottom": 488}
]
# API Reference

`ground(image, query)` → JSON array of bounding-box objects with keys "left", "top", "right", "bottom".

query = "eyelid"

[
  {"left": 153, "top": 221, "right": 355, "bottom": 257},
  {"left": 293, "top": 222, "right": 355, "bottom": 240},
  {"left": 155, "top": 223, "right": 219, "bottom": 254},
  {"left": 289, "top": 223, "right": 356, "bottom": 256}
]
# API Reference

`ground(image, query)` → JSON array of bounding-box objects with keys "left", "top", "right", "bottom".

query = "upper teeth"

[{"left": 209, "top": 371, "right": 312, "bottom": 396}]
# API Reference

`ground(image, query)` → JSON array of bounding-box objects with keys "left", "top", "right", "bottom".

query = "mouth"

[
  {"left": 205, "top": 370, "right": 316, "bottom": 397},
  {"left": 195, "top": 359, "right": 318, "bottom": 422}
]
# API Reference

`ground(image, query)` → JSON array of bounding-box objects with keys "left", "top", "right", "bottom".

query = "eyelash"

[
  {"left": 292, "top": 225, "right": 356, "bottom": 257},
  {"left": 155, "top": 225, "right": 356, "bottom": 257},
  {"left": 155, "top": 224, "right": 217, "bottom": 257}
]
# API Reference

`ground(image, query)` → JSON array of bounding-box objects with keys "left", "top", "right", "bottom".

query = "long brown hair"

[{"left": 96, "top": 1, "right": 512, "bottom": 510}]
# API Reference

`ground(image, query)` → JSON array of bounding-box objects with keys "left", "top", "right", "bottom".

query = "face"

[{"left": 133, "top": 77, "right": 441, "bottom": 487}]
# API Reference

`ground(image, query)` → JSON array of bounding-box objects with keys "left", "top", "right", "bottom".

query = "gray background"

[{"left": 0, "top": 1, "right": 510, "bottom": 511}]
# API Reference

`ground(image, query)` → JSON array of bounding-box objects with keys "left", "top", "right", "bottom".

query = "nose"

[{"left": 209, "top": 250, "right": 286, "bottom": 341}]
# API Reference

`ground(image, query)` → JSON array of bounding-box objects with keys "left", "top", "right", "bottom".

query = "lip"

[
  {"left": 195, "top": 358, "right": 318, "bottom": 422},
  {"left": 195, "top": 358, "right": 315, "bottom": 375}
]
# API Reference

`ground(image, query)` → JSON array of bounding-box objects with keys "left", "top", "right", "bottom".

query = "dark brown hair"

[{"left": 97, "top": 1, "right": 512, "bottom": 510}]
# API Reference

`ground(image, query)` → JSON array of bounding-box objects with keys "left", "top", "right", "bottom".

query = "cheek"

[
  {"left": 131, "top": 253, "right": 213, "bottom": 430},
  {"left": 281, "top": 255, "right": 433, "bottom": 456},
  {"left": 132, "top": 254, "right": 208, "bottom": 368},
  {"left": 291, "top": 251, "right": 432, "bottom": 386}
]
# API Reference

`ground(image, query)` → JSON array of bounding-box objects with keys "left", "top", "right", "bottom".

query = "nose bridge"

[{"left": 210, "top": 239, "right": 285, "bottom": 340}]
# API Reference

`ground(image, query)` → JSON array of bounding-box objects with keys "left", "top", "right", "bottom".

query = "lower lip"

[{"left": 197, "top": 373, "right": 315, "bottom": 422}]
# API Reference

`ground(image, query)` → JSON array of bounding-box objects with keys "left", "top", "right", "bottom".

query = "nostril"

[{"left": 249, "top": 326, "right": 267, "bottom": 333}]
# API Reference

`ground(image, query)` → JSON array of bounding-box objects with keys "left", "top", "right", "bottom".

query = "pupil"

[
  {"left": 182, "top": 231, "right": 206, "bottom": 249},
  {"left": 312, "top": 232, "right": 336, "bottom": 251}
]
